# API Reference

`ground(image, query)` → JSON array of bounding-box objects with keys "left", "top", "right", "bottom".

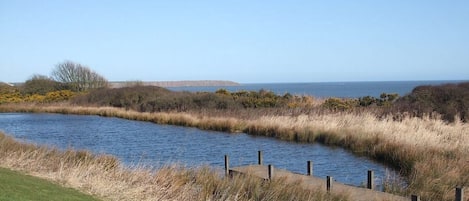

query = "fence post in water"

[
  {"left": 367, "top": 170, "right": 374, "bottom": 190},
  {"left": 326, "top": 176, "right": 332, "bottom": 192},
  {"left": 307, "top": 161, "right": 313, "bottom": 176},
  {"left": 268, "top": 164, "right": 273, "bottom": 181},
  {"left": 258, "top": 150, "right": 263, "bottom": 165},
  {"left": 411, "top": 195, "right": 420, "bottom": 201},
  {"left": 455, "top": 187, "right": 464, "bottom": 201},
  {"left": 224, "top": 155, "right": 229, "bottom": 176}
]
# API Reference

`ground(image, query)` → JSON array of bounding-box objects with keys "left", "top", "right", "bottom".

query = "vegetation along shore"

[{"left": 1, "top": 62, "right": 468, "bottom": 200}]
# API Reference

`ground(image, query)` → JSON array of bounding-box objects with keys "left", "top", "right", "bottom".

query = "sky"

[{"left": 1, "top": 1, "right": 469, "bottom": 83}]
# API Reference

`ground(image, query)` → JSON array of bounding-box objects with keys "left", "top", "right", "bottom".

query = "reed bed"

[
  {"left": 1, "top": 103, "right": 468, "bottom": 200},
  {"left": 252, "top": 113, "right": 469, "bottom": 152}
]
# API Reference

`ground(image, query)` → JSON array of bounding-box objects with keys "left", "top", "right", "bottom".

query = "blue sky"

[{"left": 1, "top": 1, "right": 468, "bottom": 83}]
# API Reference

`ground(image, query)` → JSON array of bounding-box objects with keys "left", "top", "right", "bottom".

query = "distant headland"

[{"left": 109, "top": 80, "right": 240, "bottom": 88}]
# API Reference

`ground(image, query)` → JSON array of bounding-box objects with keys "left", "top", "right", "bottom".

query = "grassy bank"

[
  {"left": 0, "top": 131, "right": 346, "bottom": 201},
  {"left": 0, "top": 167, "right": 100, "bottom": 201},
  {"left": 1, "top": 104, "right": 468, "bottom": 200}
]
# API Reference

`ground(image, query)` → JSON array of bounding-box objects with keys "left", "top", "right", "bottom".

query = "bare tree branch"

[{"left": 51, "top": 61, "right": 108, "bottom": 92}]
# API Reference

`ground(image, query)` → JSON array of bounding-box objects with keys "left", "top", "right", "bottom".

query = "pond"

[{"left": 0, "top": 113, "right": 401, "bottom": 188}]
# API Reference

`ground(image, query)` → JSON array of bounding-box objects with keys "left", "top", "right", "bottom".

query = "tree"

[{"left": 51, "top": 61, "right": 108, "bottom": 92}]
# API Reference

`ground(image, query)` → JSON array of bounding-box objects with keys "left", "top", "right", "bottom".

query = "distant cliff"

[{"left": 110, "top": 80, "right": 240, "bottom": 88}]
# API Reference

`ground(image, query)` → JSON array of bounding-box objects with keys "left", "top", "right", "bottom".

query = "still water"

[{"left": 0, "top": 113, "right": 400, "bottom": 188}]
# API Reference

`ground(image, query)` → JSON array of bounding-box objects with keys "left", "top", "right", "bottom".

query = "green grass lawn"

[{"left": 0, "top": 167, "right": 100, "bottom": 201}]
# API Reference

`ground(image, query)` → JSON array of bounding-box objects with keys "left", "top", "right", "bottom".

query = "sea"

[{"left": 167, "top": 80, "right": 467, "bottom": 98}]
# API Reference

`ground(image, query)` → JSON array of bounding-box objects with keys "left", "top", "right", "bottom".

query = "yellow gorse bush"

[
  {"left": 0, "top": 90, "right": 76, "bottom": 104},
  {"left": 44, "top": 90, "right": 75, "bottom": 102}
]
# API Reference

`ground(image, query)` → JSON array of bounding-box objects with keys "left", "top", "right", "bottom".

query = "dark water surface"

[
  {"left": 0, "top": 113, "right": 400, "bottom": 188},
  {"left": 168, "top": 80, "right": 466, "bottom": 98}
]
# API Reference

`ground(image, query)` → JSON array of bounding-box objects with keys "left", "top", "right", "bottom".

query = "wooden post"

[
  {"left": 268, "top": 164, "right": 273, "bottom": 181},
  {"left": 224, "top": 155, "right": 229, "bottom": 176},
  {"left": 367, "top": 170, "right": 374, "bottom": 190},
  {"left": 411, "top": 195, "right": 420, "bottom": 201},
  {"left": 307, "top": 161, "right": 313, "bottom": 176},
  {"left": 326, "top": 176, "right": 332, "bottom": 192},
  {"left": 455, "top": 187, "right": 464, "bottom": 201},
  {"left": 258, "top": 150, "right": 263, "bottom": 165}
]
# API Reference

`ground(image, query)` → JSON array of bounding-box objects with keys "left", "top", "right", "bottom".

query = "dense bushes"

[
  {"left": 395, "top": 82, "right": 469, "bottom": 122},
  {"left": 0, "top": 83, "right": 16, "bottom": 94},
  {"left": 5, "top": 78, "right": 468, "bottom": 123},
  {"left": 72, "top": 82, "right": 469, "bottom": 124},
  {"left": 72, "top": 86, "right": 230, "bottom": 111},
  {"left": 222, "top": 89, "right": 291, "bottom": 108},
  {"left": 0, "top": 90, "right": 76, "bottom": 104},
  {"left": 358, "top": 93, "right": 399, "bottom": 107},
  {"left": 0, "top": 75, "right": 78, "bottom": 104},
  {"left": 322, "top": 93, "right": 399, "bottom": 111},
  {"left": 21, "top": 75, "right": 68, "bottom": 95},
  {"left": 72, "top": 86, "right": 297, "bottom": 112},
  {"left": 322, "top": 98, "right": 357, "bottom": 111},
  {"left": 320, "top": 82, "right": 469, "bottom": 123}
]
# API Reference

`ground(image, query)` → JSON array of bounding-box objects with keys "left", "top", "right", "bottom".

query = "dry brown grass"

[
  {"left": 1, "top": 103, "right": 468, "bottom": 200},
  {"left": 251, "top": 113, "right": 469, "bottom": 152},
  {"left": 246, "top": 113, "right": 469, "bottom": 200}
]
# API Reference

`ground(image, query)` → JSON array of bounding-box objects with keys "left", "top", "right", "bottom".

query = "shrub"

[
  {"left": 215, "top": 88, "right": 230, "bottom": 96},
  {"left": 24, "top": 94, "right": 46, "bottom": 103},
  {"left": 322, "top": 98, "right": 357, "bottom": 111},
  {"left": 358, "top": 96, "right": 378, "bottom": 107},
  {"left": 378, "top": 93, "right": 399, "bottom": 107},
  {"left": 73, "top": 87, "right": 298, "bottom": 112},
  {"left": 0, "top": 92, "right": 23, "bottom": 104},
  {"left": 0, "top": 83, "right": 17, "bottom": 94},
  {"left": 395, "top": 82, "right": 469, "bottom": 122},
  {"left": 44, "top": 90, "right": 76, "bottom": 102},
  {"left": 21, "top": 75, "right": 65, "bottom": 95},
  {"left": 0, "top": 84, "right": 23, "bottom": 104}
]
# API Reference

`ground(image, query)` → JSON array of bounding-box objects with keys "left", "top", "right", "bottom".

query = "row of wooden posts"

[
  {"left": 224, "top": 151, "right": 377, "bottom": 190},
  {"left": 224, "top": 151, "right": 465, "bottom": 201}
]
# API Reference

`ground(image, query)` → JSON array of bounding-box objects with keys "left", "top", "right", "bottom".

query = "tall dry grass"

[
  {"left": 246, "top": 113, "right": 469, "bottom": 200},
  {"left": 1, "top": 103, "right": 468, "bottom": 200}
]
